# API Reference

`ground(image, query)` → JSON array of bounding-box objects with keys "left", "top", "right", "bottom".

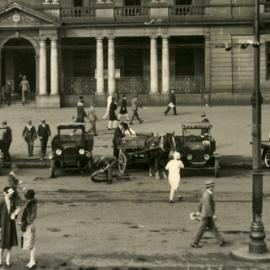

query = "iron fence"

[
  {"left": 170, "top": 76, "right": 204, "bottom": 94},
  {"left": 63, "top": 77, "right": 96, "bottom": 95}
]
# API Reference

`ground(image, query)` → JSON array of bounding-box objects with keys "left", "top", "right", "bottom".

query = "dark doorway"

[
  {"left": 74, "top": 0, "right": 83, "bottom": 7},
  {"left": 125, "top": 0, "right": 141, "bottom": 6},
  {"left": 1, "top": 38, "right": 36, "bottom": 99}
]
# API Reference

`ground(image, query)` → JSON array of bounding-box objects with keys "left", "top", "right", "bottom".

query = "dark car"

[
  {"left": 49, "top": 123, "right": 94, "bottom": 177},
  {"left": 175, "top": 123, "right": 219, "bottom": 177}
]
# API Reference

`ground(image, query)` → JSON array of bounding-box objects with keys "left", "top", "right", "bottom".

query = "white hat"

[{"left": 173, "top": 152, "right": 181, "bottom": 160}]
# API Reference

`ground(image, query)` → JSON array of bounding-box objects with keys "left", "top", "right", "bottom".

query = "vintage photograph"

[{"left": 0, "top": 0, "right": 270, "bottom": 269}]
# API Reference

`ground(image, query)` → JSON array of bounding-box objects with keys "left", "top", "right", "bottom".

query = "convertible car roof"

[
  {"left": 57, "top": 123, "right": 85, "bottom": 129},
  {"left": 182, "top": 122, "right": 212, "bottom": 129}
]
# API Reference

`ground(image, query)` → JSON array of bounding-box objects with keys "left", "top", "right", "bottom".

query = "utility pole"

[{"left": 249, "top": 0, "right": 267, "bottom": 254}]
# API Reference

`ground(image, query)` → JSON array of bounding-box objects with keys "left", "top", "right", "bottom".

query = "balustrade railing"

[
  {"left": 114, "top": 7, "right": 150, "bottom": 19},
  {"left": 170, "top": 76, "right": 204, "bottom": 94},
  {"left": 169, "top": 5, "right": 204, "bottom": 16},
  {"left": 63, "top": 77, "right": 96, "bottom": 95},
  {"left": 61, "top": 8, "right": 96, "bottom": 18}
]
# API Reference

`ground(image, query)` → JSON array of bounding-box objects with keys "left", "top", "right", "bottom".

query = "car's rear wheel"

[
  {"left": 263, "top": 150, "right": 270, "bottom": 168},
  {"left": 118, "top": 150, "right": 127, "bottom": 175},
  {"left": 50, "top": 159, "right": 56, "bottom": 178},
  {"left": 214, "top": 159, "right": 219, "bottom": 178}
]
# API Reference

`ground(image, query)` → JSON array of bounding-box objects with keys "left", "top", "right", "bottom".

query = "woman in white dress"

[{"left": 165, "top": 152, "right": 184, "bottom": 203}]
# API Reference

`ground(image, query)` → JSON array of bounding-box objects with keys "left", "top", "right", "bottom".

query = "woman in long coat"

[
  {"left": 0, "top": 186, "right": 18, "bottom": 266},
  {"left": 108, "top": 97, "right": 118, "bottom": 130},
  {"left": 118, "top": 95, "right": 129, "bottom": 121}
]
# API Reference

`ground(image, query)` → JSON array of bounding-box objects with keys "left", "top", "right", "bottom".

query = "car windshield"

[
  {"left": 184, "top": 129, "right": 209, "bottom": 136},
  {"left": 59, "top": 129, "right": 83, "bottom": 144}
]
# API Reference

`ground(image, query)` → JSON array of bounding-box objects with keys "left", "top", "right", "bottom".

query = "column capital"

[
  {"left": 39, "top": 37, "right": 47, "bottom": 42},
  {"left": 96, "top": 35, "right": 104, "bottom": 40},
  {"left": 150, "top": 35, "right": 159, "bottom": 39},
  {"left": 107, "top": 35, "right": 115, "bottom": 40},
  {"left": 161, "top": 34, "right": 170, "bottom": 39},
  {"left": 50, "top": 36, "right": 58, "bottom": 41}
]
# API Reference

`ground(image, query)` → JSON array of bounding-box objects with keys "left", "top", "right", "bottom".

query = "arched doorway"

[{"left": 1, "top": 38, "right": 36, "bottom": 100}]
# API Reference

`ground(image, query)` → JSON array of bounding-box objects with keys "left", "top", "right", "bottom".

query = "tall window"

[
  {"left": 74, "top": 0, "right": 83, "bottom": 7},
  {"left": 124, "top": 0, "right": 141, "bottom": 6},
  {"left": 267, "top": 42, "right": 270, "bottom": 80}
]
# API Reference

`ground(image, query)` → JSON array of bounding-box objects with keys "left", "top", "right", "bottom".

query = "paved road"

[{"left": 0, "top": 167, "right": 269, "bottom": 269}]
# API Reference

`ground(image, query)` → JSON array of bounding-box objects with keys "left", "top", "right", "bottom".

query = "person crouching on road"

[
  {"left": 91, "top": 155, "right": 118, "bottom": 184},
  {"left": 0, "top": 186, "right": 19, "bottom": 267},
  {"left": 21, "top": 189, "right": 37, "bottom": 269},
  {"left": 191, "top": 180, "right": 225, "bottom": 248},
  {"left": 165, "top": 152, "right": 184, "bottom": 204}
]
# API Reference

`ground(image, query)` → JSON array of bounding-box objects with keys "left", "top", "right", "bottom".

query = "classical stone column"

[
  {"left": 39, "top": 38, "right": 47, "bottom": 95},
  {"left": 108, "top": 37, "right": 115, "bottom": 94},
  {"left": 43, "top": 0, "right": 50, "bottom": 4},
  {"left": 162, "top": 36, "right": 170, "bottom": 93},
  {"left": 150, "top": 36, "right": 158, "bottom": 94},
  {"left": 96, "top": 37, "right": 104, "bottom": 95},
  {"left": 50, "top": 38, "right": 59, "bottom": 95},
  {"left": 52, "top": 0, "right": 59, "bottom": 4}
]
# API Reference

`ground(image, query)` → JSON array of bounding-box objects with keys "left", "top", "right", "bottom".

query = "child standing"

[
  {"left": 165, "top": 152, "right": 184, "bottom": 203},
  {"left": 21, "top": 189, "right": 37, "bottom": 269}
]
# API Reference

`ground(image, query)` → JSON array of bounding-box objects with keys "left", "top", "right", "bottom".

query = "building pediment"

[{"left": 0, "top": 2, "right": 59, "bottom": 28}]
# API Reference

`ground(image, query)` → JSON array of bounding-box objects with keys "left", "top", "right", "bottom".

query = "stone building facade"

[{"left": 0, "top": 0, "right": 269, "bottom": 107}]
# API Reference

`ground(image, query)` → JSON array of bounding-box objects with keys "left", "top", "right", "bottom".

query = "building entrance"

[{"left": 1, "top": 38, "right": 36, "bottom": 100}]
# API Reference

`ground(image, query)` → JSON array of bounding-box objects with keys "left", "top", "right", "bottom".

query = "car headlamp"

[
  {"left": 78, "top": 149, "right": 85, "bottom": 155},
  {"left": 86, "top": 152, "right": 91, "bottom": 158},
  {"left": 55, "top": 149, "right": 62, "bottom": 156},
  {"left": 187, "top": 154, "right": 192, "bottom": 161},
  {"left": 204, "top": 154, "right": 210, "bottom": 161}
]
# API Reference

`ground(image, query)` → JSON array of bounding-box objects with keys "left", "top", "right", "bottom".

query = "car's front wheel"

[
  {"left": 263, "top": 150, "right": 270, "bottom": 168},
  {"left": 50, "top": 159, "right": 56, "bottom": 178},
  {"left": 214, "top": 159, "right": 220, "bottom": 178}
]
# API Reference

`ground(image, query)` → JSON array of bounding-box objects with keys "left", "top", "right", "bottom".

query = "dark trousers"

[
  {"left": 40, "top": 138, "right": 48, "bottom": 157},
  {"left": 27, "top": 141, "right": 34, "bottom": 156},
  {"left": 130, "top": 110, "right": 142, "bottom": 124},
  {"left": 193, "top": 217, "right": 223, "bottom": 244},
  {"left": 88, "top": 121, "right": 97, "bottom": 135},
  {"left": 164, "top": 105, "right": 177, "bottom": 115},
  {"left": 113, "top": 146, "right": 119, "bottom": 158}
]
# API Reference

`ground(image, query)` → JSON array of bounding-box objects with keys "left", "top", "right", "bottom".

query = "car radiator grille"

[
  {"left": 63, "top": 148, "right": 77, "bottom": 162},
  {"left": 191, "top": 150, "right": 205, "bottom": 162}
]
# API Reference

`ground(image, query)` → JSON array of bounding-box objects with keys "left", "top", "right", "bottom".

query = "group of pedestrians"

[
  {"left": 1, "top": 75, "right": 31, "bottom": 106},
  {"left": 0, "top": 165, "right": 37, "bottom": 268}
]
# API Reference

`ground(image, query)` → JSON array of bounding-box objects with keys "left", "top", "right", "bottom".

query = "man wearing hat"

[
  {"left": 37, "top": 120, "right": 51, "bottom": 160},
  {"left": 164, "top": 89, "right": 177, "bottom": 116},
  {"left": 191, "top": 180, "right": 225, "bottom": 248},
  {"left": 22, "top": 121, "right": 37, "bottom": 157},
  {"left": 165, "top": 151, "right": 184, "bottom": 203},
  {"left": 201, "top": 113, "right": 210, "bottom": 137}
]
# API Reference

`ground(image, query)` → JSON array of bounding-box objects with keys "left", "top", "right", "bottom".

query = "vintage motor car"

[
  {"left": 49, "top": 123, "right": 94, "bottom": 177},
  {"left": 175, "top": 122, "right": 220, "bottom": 177}
]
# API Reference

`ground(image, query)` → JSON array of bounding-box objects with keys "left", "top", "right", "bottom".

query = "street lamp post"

[{"left": 249, "top": 0, "right": 267, "bottom": 254}]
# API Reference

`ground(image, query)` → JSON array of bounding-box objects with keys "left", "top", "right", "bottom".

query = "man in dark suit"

[
  {"left": 112, "top": 122, "right": 125, "bottom": 158},
  {"left": 164, "top": 89, "right": 177, "bottom": 116},
  {"left": 22, "top": 120, "right": 37, "bottom": 157},
  {"left": 37, "top": 120, "right": 51, "bottom": 160},
  {"left": 191, "top": 180, "right": 225, "bottom": 248},
  {"left": 1, "top": 121, "right": 12, "bottom": 161}
]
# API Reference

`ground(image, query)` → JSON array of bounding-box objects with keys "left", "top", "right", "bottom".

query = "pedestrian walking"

[
  {"left": 22, "top": 120, "right": 37, "bottom": 157},
  {"left": 21, "top": 189, "right": 37, "bottom": 269},
  {"left": 165, "top": 152, "right": 184, "bottom": 203},
  {"left": 118, "top": 95, "right": 129, "bottom": 121},
  {"left": 0, "top": 121, "right": 12, "bottom": 162},
  {"left": 4, "top": 82, "right": 12, "bottom": 106},
  {"left": 87, "top": 103, "right": 98, "bottom": 136},
  {"left": 164, "top": 89, "right": 177, "bottom": 116},
  {"left": 91, "top": 155, "right": 118, "bottom": 184},
  {"left": 191, "top": 180, "right": 225, "bottom": 248},
  {"left": 102, "top": 94, "right": 113, "bottom": 120},
  {"left": 108, "top": 97, "right": 118, "bottom": 130},
  {"left": 76, "top": 96, "right": 87, "bottom": 123},
  {"left": 37, "top": 120, "right": 51, "bottom": 160},
  {"left": 130, "top": 95, "right": 143, "bottom": 125},
  {"left": 20, "top": 76, "right": 30, "bottom": 105},
  {"left": 0, "top": 186, "right": 19, "bottom": 267},
  {"left": 112, "top": 122, "right": 125, "bottom": 157}
]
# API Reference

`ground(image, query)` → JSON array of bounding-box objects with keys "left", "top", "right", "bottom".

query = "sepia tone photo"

[{"left": 0, "top": 0, "right": 270, "bottom": 269}]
